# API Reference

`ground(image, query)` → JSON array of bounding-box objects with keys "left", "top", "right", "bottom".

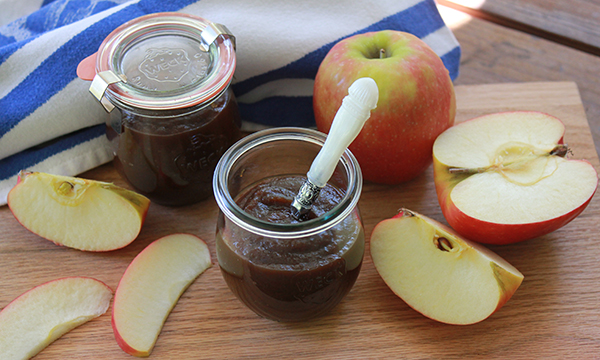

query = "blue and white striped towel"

[{"left": 0, "top": 0, "right": 461, "bottom": 206}]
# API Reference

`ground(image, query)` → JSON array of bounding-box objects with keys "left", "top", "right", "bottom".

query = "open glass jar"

[
  {"left": 213, "top": 128, "right": 365, "bottom": 322},
  {"left": 86, "top": 12, "right": 241, "bottom": 206}
]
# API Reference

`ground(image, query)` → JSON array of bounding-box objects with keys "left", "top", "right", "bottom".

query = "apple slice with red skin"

[
  {"left": 0, "top": 277, "right": 112, "bottom": 360},
  {"left": 433, "top": 111, "right": 598, "bottom": 245},
  {"left": 7, "top": 171, "right": 150, "bottom": 251},
  {"left": 370, "top": 209, "right": 523, "bottom": 325},
  {"left": 112, "top": 233, "right": 212, "bottom": 357}
]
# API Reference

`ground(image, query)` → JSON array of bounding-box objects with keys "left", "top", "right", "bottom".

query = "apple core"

[{"left": 433, "top": 111, "right": 598, "bottom": 244}]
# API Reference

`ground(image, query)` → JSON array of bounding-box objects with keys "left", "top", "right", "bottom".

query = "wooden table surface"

[
  {"left": 439, "top": 0, "right": 600, "bottom": 52},
  {"left": 1, "top": 81, "right": 599, "bottom": 359},
  {"left": 3, "top": 3, "right": 600, "bottom": 359}
]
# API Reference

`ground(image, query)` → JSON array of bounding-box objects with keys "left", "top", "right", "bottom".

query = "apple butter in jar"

[
  {"left": 88, "top": 13, "right": 241, "bottom": 205},
  {"left": 213, "top": 128, "right": 365, "bottom": 322}
]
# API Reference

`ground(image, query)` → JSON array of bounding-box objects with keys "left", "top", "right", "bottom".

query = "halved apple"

[
  {"left": 7, "top": 171, "right": 150, "bottom": 251},
  {"left": 0, "top": 277, "right": 112, "bottom": 360},
  {"left": 433, "top": 111, "right": 598, "bottom": 245},
  {"left": 370, "top": 209, "right": 523, "bottom": 325},
  {"left": 112, "top": 233, "right": 212, "bottom": 357}
]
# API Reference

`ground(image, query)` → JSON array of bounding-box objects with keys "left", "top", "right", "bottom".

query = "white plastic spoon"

[{"left": 291, "top": 77, "right": 379, "bottom": 218}]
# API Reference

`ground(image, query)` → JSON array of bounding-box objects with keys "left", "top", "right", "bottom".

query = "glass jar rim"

[
  {"left": 95, "top": 12, "right": 236, "bottom": 111},
  {"left": 213, "top": 127, "right": 363, "bottom": 239}
]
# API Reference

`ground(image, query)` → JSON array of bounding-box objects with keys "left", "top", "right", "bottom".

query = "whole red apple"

[{"left": 314, "top": 30, "right": 456, "bottom": 184}]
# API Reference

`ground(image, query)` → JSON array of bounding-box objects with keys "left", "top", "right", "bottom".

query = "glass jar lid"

[{"left": 91, "top": 12, "right": 236, "bottom": 111}]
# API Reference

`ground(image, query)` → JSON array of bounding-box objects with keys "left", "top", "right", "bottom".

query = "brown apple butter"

[
  {"left": 216, "top": 175, "right": 364, "bottom": 322},
  {"left": 86, "top": 13, "right": 240, "bottom": 206},
  {"left": 113, "top": 88, "right": 241, "bottom": 206}
]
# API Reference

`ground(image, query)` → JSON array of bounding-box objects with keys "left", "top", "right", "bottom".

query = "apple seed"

[
  {"left": 550, "top": 144, "right": 570, "bottom": 157},
  {"left": 57, "top": 181, "right": 75, "bottom": 195},
  {"left": 434, "top": 236, "right": 454, "bottom": 252}
]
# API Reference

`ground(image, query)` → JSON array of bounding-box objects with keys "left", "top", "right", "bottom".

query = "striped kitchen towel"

[{"left": 0, "top": 0, "right": 461, "bottom": 206}]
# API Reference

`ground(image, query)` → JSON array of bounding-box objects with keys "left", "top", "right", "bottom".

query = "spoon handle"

[
  {"left": 291, "top": 77, "right": 378, "bottom": 217},
  {"left": 308, "top": 77, "right": 379, "bottom": 187}
]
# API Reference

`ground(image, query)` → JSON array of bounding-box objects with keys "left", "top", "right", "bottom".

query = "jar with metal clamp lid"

[{"left": 81, "top": 12, "right": 242, "bottom": 206}]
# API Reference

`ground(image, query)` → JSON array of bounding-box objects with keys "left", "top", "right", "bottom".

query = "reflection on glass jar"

[
  {"left": 87, "top": 12, "right": 241, "bottom": 205},
  {"left": 213, "top": 128, "right": 365, "bottom": 322},
  {"left": 111, "top": 88, "right": 241, "bottom": 205}
]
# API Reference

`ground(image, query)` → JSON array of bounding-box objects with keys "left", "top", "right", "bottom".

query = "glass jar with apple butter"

[
  {"left": 87, "top": 13, "right": 241, "bottom": 205},
  {"left": 213, "top": 128, "right": 365, "bottom": 322}
]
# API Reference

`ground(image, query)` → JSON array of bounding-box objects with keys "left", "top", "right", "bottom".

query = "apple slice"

[
  {"left": 0, "top": 277, "right": 112, "bottom": 360},
  {"left": 7, "top": 171, "right": 150, "bottom": 251},
  {"left": 112, "top": 233, "right": 212, "bottom": 357},
  {"left": 433, "top": 111, "right": 598, "bottom": 245},
  {"left": 370, "top": 209, "right": 523, "bottom": 325}
]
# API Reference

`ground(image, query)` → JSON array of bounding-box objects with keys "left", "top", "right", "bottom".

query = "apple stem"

[
  {"left": 379, "top": 48, "right": 386, "bottom": 59},
  {"left": 448, "top": 167, "right": 487, "bottom": 174},
  {"left": 450, "top": 144, "right": 571, "bottom": 175}
]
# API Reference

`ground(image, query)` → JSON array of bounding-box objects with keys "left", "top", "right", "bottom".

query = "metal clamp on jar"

[{"left": 78, "top": 12, "right": 242, "bottom": 206}]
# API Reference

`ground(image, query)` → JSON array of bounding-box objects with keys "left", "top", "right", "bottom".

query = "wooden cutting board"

[{"left": 1, "top": 82, "right": 599, "bottom": 359}]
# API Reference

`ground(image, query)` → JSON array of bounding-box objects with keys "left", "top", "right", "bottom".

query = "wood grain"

[
  {"left": 439, "top": 0, "right": 600, "bottom": 53},
  {"left": 1, "top": 82, "right": 599, "bottom": 359}
]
